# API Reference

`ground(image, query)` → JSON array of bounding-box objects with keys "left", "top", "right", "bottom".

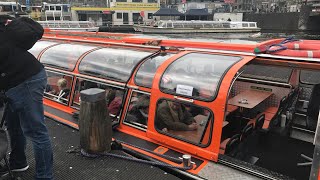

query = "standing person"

[{"left": 0, "top": 15, "right": 53, "bottom": 180}]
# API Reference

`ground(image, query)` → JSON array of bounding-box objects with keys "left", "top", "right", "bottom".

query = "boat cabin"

[
  {"left": 153, "top": 20, "right": 258, "bottom": 29},
  {"left": 0, "top": 2, "right": 23, "bottom": 15},
  {"left": 29, "top": 35, "right": 319, "bottom": 180}
]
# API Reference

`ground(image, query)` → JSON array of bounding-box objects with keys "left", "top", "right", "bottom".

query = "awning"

[
  {"left": 153, "top": 8, "right": 184, "bottom": 16},
  {"left": 185, "top": 9, "right": 210, "bottom": 16}
]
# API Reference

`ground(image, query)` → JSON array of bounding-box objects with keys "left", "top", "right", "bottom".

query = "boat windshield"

[
  {"left": 29, "top": 41, "right": 59, "bottom": 58},
  {"left": 40, "top": 44, "right": 97, "bottom": 71},
  {"left": 160, "top": 53, "right": 241, "bottom": 101},
  {"left": 135, "top": 53, "right": 175, "bottom": 88},
  {"left": 79, "top": 48, "right": 154, "bottom": 82}
]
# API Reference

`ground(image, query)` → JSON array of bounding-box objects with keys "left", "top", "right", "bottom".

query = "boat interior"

[
  {"left": 222, "top": 59, "right": 317, "bottom": 180},
  {"left": 27, "top": 35, "right": 319, "bottom": 180}
]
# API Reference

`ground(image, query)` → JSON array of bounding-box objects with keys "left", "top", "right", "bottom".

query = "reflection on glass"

[
  {"left": 241, "top": 64, "right": 292, "bottom": 83},
  {"left": 45, "top": 70, "right": 72, "bottom": 104},
  {"left": 160, "top": 53, "right": 241, "bottom": 100},
  {"left": 40, "top": 44, "right": 96, "bottom": 71},
  {"left": 72, "top": 78, "right": 125, "bottom": 122},
  {"left": 124, "top": 92, "right": 150, "bottom": 127},
  {"left": 135, "top": 53, "right": 174, "bottom": 88},
  {"left": 29, "top": 41, "right": 58, "bottom": 58},
  {"left": 300, "top": 70, "right": 320, "bottom": 85},
  {"left": 155, "top": 99, "right": 213, "bottom": 145},
  {"left": 79, "top": 48, "right": 153, "bottom": 82}
]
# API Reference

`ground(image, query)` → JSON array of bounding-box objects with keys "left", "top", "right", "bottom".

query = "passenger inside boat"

[
  {"left": 126, "top": 96, "right": 150, "bottom": 125},
  {"left": 156, "top": 100, "right": 198, "bottom": 131},
  {"left": 221, "top": 62, "right": 318, "bottom": 180}
]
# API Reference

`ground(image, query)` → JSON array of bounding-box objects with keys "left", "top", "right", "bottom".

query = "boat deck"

[
  {"left": 1, "top": 118, "right": 181, "bottom": 180},
  {"left": 0, "top": 115, "right": 265, "bottom": 180}
]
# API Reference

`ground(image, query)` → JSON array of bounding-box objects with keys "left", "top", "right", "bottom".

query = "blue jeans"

[{"left": 5, "top": 68, "right": 53, "bottom": 180}]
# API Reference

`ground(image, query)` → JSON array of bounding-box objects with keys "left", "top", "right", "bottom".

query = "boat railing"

[
  {"left": 146, "top": 20, "right": 258, "bottom": 29},
  {"left": 38, "top": 21, "right": 96, "bottom": 29}
]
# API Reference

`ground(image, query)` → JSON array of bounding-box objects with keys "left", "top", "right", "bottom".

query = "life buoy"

[{"left": 255, "top": 38, "right": 320, "bottom": 58}]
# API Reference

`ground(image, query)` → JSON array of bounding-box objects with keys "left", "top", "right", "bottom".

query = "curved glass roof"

[
  {"left": 40, "top": 44, "right": 97, "bottom": 71},
  {"left": 79, "top": 48, "right": 154, "bottom": 82},
  {"left": 29, "top": 41, "right": 58, "bottom": 58},
  {"left": 160, "top": 53, "right": 241, "bottom": 101},
  {"left": 135, "top": 53, "right": 175, "bottom": 88}
]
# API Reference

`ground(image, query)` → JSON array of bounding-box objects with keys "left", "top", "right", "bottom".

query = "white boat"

[
  {"left": 38, "top": 21, "right": 99, "bottom": 32},
  {"left": 133, "top": 20, "right": 261, "bottom": 33}
]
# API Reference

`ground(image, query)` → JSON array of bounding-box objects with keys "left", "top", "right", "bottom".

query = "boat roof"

[{"left": 42, "top": 30, "right": 320, "bottom": 62}]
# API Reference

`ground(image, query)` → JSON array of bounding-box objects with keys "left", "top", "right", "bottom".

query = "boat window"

[
  {"left": 242, "top": 23, "right": 249, "bottom": 27},
  {"left": 249, "top": 23, "right": 256, "bottom": 27},
  {"left": 40, "top": 44, "right": 96, "bottom": 71},
  {"left": 184, "top": 23, "right": 193, "bottom": 28},
  {"left": 29, "top": 41, "right": 58, "bottom": 58},
  {"left": 155, "top": 99, "right": 213, "bottom": 146},
  {"left": 135, "top": 53, "right": 175, "bottom": 88},
  {"left": 72, "top": 78, "right": 125, "bottom": 122},
  {"left": 123, "top": 91, "right": 150, "bottom": 128},
  {"left": 167, "top": 22, "right": 173, "bottom": 28},
  {"left": 160, "top": 53, "right": 241, "bottom": 101},
  {"left": 44, "top": 70, "right": 73, "bottom": 105},
  {"left": 240, "top": 64, "right": 292, "bottom": 83},
  {"left": 300, "top": 70, "right": 320, "bottom": 85},
  {"left": 79, "top": 48, "right": 154, "bottom": 82},
  {"left": 173, "top": 23, "right": 183, "bottom": 28},
  {"left": 203, "top": 23, "right": 213, "bottom": 28}
]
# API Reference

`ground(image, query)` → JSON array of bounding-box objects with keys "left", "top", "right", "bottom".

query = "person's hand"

[
  {"left": 188, "top": 123, "right": 198, "bottom": 131},
  {"left": 162, "top": 128, "right": 168, "bottom": 133},
  {"left": 5, "top": 19, "right": 12, "bottom": 26}
]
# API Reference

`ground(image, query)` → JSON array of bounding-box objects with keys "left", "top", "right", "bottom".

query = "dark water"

[{"left": 131, "top": 32, "right": 320, "bottom": 44}]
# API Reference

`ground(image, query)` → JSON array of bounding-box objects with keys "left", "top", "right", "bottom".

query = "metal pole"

[{"left": 309, "top": 111, "right": 320, "bottom": 180}]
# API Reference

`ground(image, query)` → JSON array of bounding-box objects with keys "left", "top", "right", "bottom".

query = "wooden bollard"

[{"left": 79, "top": 88, "right": 112, "bottom": 154}]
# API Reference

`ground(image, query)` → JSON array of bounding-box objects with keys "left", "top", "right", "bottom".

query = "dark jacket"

[
  {"left": 156, "top": 101, "right": 194, "bottom": 131},
  {"left": 0, "top": 18, "right": 43, "bottom": 91}
]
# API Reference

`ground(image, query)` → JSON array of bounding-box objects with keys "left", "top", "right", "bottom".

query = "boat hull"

[{"left": 133, "top": 25, "right": 261, "bottom": 34}]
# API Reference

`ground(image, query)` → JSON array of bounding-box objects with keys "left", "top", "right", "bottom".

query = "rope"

[
  {"left": 255, "top": 37, "right": 300, "bottom": 54},
  {"left": 66, "top": 146, "right": 192, "bottom": 171}
]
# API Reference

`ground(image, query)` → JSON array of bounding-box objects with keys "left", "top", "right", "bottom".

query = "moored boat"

[
  {"left": 133, "top": 20, "right": 261, "bottom": 33},
  {"left": 38, "top": 21, "right": 99, "bottom": 32},
  {"left": 26, "top": 30, "right": 320, "bottom": 180}
]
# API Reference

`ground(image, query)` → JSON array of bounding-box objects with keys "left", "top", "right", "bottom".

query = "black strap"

[{"left": 0, "top": 102, "right": 7, "bottom": 128}]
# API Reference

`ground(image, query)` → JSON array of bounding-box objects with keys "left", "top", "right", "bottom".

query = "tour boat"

[
  {"left": 133, "top": 20, "right": 261, "bottom": 33},
  {"left": 38, "top": 21, "right": 99, "bottom": 32},
  {"left": 28, "top": 30, "right": 319, "bottom": 180}
]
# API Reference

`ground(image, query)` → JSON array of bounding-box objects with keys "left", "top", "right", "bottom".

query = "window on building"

[
  {"left": 117, "top": 13, "right": 122, "bottom": 19},
  {"left": 132, "top": 0, "right": 142, "bottom": 2},
  {"left": 148, "top": 0, "right": 157, "bottom": 2},
  {"left": 45, "top": 70, "right": 73, "bottom": 105},
  {"left": 56, "top": 6, "right": 61, "bottom": 11},
  {"left": 155, "top": 99, "right": 213, "bottom": 146},
  {"left": 124, "top": 91, "right": 150, "bottom": 128},
  {"left": 116, "top": 0, "right": 127, "bottom": 2},
  {"left": 148, "top": 13, "right": 153, "bottom": 19}
]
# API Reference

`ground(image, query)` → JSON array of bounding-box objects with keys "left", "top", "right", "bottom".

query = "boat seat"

[
  {"left": 265, "top": 96, "right": 287, "bottom": 114},
  {"left": 247, "top": 114, "right": 265, "bottom": 130},
  {"left": 219, "top": 134, "right": 241, "bottom": 155},
  {"left": 226, "top": 105, "right": 239, "bottom": 116},
  {"left": 240, "top": 123, "right": 254, "bottom": 141}
]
